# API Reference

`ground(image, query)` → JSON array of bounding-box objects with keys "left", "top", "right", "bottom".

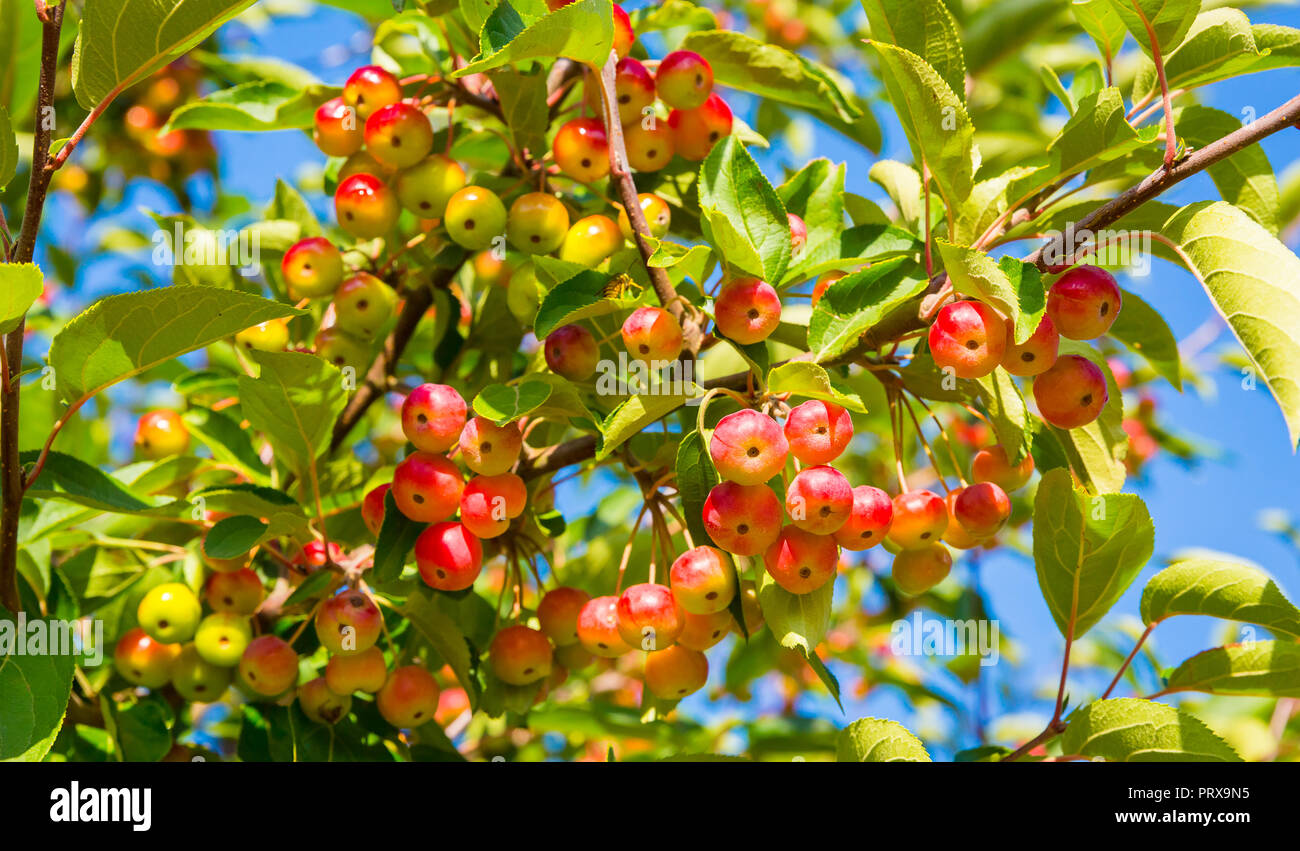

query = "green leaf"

[
  {"left": 767, "top": 361, "right": 867, "bottom": 413},
  {"left": 47, "top": 286, "right": 302, "bottom": 404},
  {"left": 778, "top": 159, "right": 846, "bottom": 284},
  {"left": 402, "top": 590, "right": 480, "bottom": 710},
  {"left": 533, "top": 270, "right": 642, "bottom": 340},
  {"left": 165, "top": 81, "right": 337, "bottom": 132},
  {"left": 756, "top": 568, "right": 833, "bottom": 656},
  {"left": 860, "top": 0, "right": 966, "bottom": 103},
  {"left": 674, "top": 430, "right": 717, "bottom": 549},
  {"left": 835, "top": 717, "right": 932, "bottom": 762},
  {"left": 868, "top": 160, "right": 924, "bottom": 231},
  {"left": 962, "top": 0, "right": 1064, "bottom": 74},
  {"left": 1103, "top": 0, "right": 1201, "bottom": 57},
  {"left": 473, "top": 380, "right": 553, "bottom": 425},
  {"left": 807, "top": 258, "right": 929, "bottom": 363},
  {"left": 268, "top": 178, "right": 321, "bottom": 239},
  {"left": 597, "top": 386, "right": 700, "bottom": 460},
  {"left": 1042, "top": 87, "right": 1150, "bottom": 184},
  {"left": 71, "top": 0, "right": 257, "bottom": 108},
  {"left": 1133, "top": 8, "right": 1269, "bottom": 100},
  {"left": 455, "top": 0, "right": 614, "bottom": 77},
  {"left": 373, "top": 490, "right": 423, "bottom": 584},
  {"left": 1175, "top": 105, "right": 1279, "bottom": 233},
  {"left": 1072, "top": 0, "right": 1129, "bottom": 65},
  {"left": 104, "top": 696, "right": 173, "bottom": 762},
  {"left": 0, "top": 263, "right": 44, "bottom": 334},
  {"left": 281, "top": 567, "right": 336, "bottom": 608},
  {"left": 953, "top": 166, "right": 1042, "bottom": 246},
  {"left": 236, "top": 350, "right": 348, "bottom": 481},
  {"left": 1158, "top": 201, "right": 1300, "bottom": 447},
  {"left": 934, "top": 243, "right": 1046, "bottom": 344},
  {"left": 1032, "top": 467, "right": 1155, "bottom": 640},
  {"left": 1165, "top": 641, "right": 1300, "bottom": 697},
  {"left": 0, "top": 606, "right": 76, "bottom": 761},
  {"left": 490, "top": 68, "right": 548, "bottom": 157},
  {"left": 0, "top": 104, "right": 16, "bottom": 189},
  {"left": 698, "top": 136, "right": 790, "bottom": 284},
  {"left": 1141, "top": 555, "right": 1300, "bottom": 637},
  {"left": 182, "top": 406, "right": 270, "bottom": 482},
  {"left": 21, "top": 450, "right": 164, "bottom": 514},
  {"left": 868, "top": 41, "right": 975, "bottom": 216},
  {"left": 971, "top": 368, "right": 1032, "bottom": 464},
  {"left": 203, "top": 515, "right": 269, "bottom": 559},
  {"left": 1107, "top": 288, "right": 1182, "bottom": 389},
  {"left": 1062, "top": 698, "right": 1241, "bottom": 762}
]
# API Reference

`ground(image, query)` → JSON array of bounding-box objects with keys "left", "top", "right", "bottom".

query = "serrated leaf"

[
  {"left": 1165, "top": 641, "right": 1300, "bottom": 697},
  {"left": 597, "top": 386, "right": 699, "bottom": 460},
  {"left": 1072, "top": 0, "right": 1129, "bottom": 64},
  {"left": 473, "top": 380, "right": 553, "bottom": 425},
  {"left": 0, "top": 606, "right": 76, "bottom": 761},
  {"left": 0, "top": 263, "right": 44, "bottom": 335},
  {"left": 756, "top": 568, "right": 833, "bottom": 655},
  {"left": 533, "top": 270, "right": 640, "bottom": 340},
  {"left": 372, "top": 490, "right": 423, "bottom": 584},
  {"left": 1032, "top": 467, "right": 1154, "bottom": 640},
  {"left": 860, "top": 0, "right": 966, "bottom": 103},
  {"left": 21, "top": 450, "right": 166, "bottom": 514},
  {"left": 835, "top": 717, "right": 931, "bottom": 762},
  {"left": 403, "top": 590, "right": 480, "bottom": 710},
  {"left": 203, "top": 515, "right": 269, "bottom": 559},
  {"left": 1104, "top": 0, "right": 1201, "bottom": 57},
  {"left": 698, "top": 136, "right": 790, "bottom": 284},
  {"left": 165, "top": 81, "right": 337, "bottom": 132},
  {"left": 934, "top": 243, "right": 1046, "bottom": 344},
  {"left": 778, "top": 159, "right": 846, "bottom": 284},
  {"left": 182, "top": 406, "right": 270, "bottom": 482},
  {"left": 868, "top": 160, "right": 924, "bottom": 231},
  {"left": 236, "top": 350, "right": 348, "bottom": 481},
  {"left": 1141, "top": 556, "right": 1300, "bottom": 637},
  {"left": 1175, "top": 105, "right": 1279, "bottom": 233},
  {"left": 1062, "top": 698, "right": 1241, "bottom": 762},
  {"left": 455, "top": 0, "right": 614, "bottom": 77},
  {"left": 972, "top": 368, "right": 1032, "bottom": 464},
  {"left": 767, "top": 361, "right": 867, "bottom": 413},
  {"left": 1107, "top": 288, "right": 1182, "bottom": 389},
  {"left": 808, "top": 258, "right": 928, "bottom": 363}
]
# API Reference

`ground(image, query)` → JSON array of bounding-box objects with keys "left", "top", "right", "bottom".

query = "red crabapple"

[
  {"left": 714, "top": 277, "right": 782, "bottom": 345},
  {"left": 443, "top": 186, "right": 508, "bottom": 250},
  {"left": 577, "top": 595, "right": 635, "bottom": 657},
  {"left": 459, "top": 416, "right": 523, "bottom": 476},
  {"left": 941, "top": 490, "right": 984, "bottom": 550},
  {"left": 1001, "top": 314, "right": 1060, "bottom": 377},
  {"left": 544, "top": 324, "right": 600, "bottom": 380},
  {"left": 362, "top": 483, "right": 391, "bottom": 536},
  {"left": 1033, "top": 354, "right": 1108, "bottom": 429},
  {"left": 971, "top": 444, "right": 1035, "bottom": 491},
  {"left": 656, "top": 50, "right": 713, "bottom": 109},
  {"left": 558, "top": 215, "right": 621, "bottom": 267},
  {"left": 613, "top": 58, "right": 656, "bottom": 123},
  {"left": 644, "top": 645, "right": 709, "bottom": 700},
  {"left": 669, "top": 545, "right": 736, "bottom": 614},
  {"left": 395, "top": 153, "right": 466, "bottom": 218},
  {"left": 886, "top": 490, "right": 949, "bottom": 550},
  {"left": 553, "top": 117, "right": 609, "bottom": 183},
  {"left": 134, "top": 409, "right": 190, "bottom": 459},
  {"left": 788, "top": 213, "right": 807, "bottom": 257},
  {"left": 343, "top": 65, "right": 402, "bottom": 120},
  {"left": 401, "top": 382, "right": 467, "bottom": 453},
  {"left": 833, "top": 485, "right": 894, "bottom": 550},
  {"left": 677, "top": 609, "right": 733, "bottom": 651},
  {"left": 376, "top": 665, "right": 440, "bottom": 727},
  {"left": 616, "top": 583, "right": 686, "bottom": 651},
  {"left": 508, "top": 191, "right": 570, "bottom": 254},
  {"left": 624, "top": 121, "right": 675, "bottom": 172},
  {"left": 299, "top": 676, "right": 351, "bottom": 724},
  {"left": 392, "top": 451, "right": 464, "bottom": 523},
  {"left": 892, "top": 545, "right": 952, "bottom": 595},
  {"left": 763, "top": 526, "right": 839, "bottom": 594},
  {"left": 621, "top": 306, "right": 683, "bottom": 364},
  {"left": 414, "top": 521, "right": 483, "bottom": 591},
  {"left": 928, "top": 300, "right": 1008, "bottom": 379},
  {"left": 785, "top": 465, "right": 853, "bottom": 534},
  {"left": 335, "top": 173, "right": 400, "bottom": 239},
  {"left": 953, "top": 481, "right": 1012, "bottom": 538},
  {"left": 489, "top": 625, "right": 554, "bottom": 686},
  {"left": 709, "top": 409, "right": 789, "bottom": 486},
  {"left": 204, "top": 568, "right": 263, "bottom": 615},
  {"left": 114, "top": 628, "right": 181, "bottom": 688},
  {"left": 1047, "top": 265, "right": 1122, "bottom": 340},
  {"left": 295, "top": 540, "right": 342, "bottom": 569},
  {"left": 239, "top": 635, "right": 299, "bottom": 696},
  {"left": 784, "top": 400, "right": 853, "bottom": 465},
  {"left": 325, "top": 645, "right": 388, "bottom": 695},
  {"left": 669, "top": 93, "right": 732, "bottom": 161},
  {"left": 702, "top": 481, "right": 783, "bottom": 556},
  {"left": 314, "top": 590, "right": 383, "bottom": 656},
  {"left": 313, "top": 97, "right": 362, "bottom": 157},
  {"left": 612, "top": 3, "right": 634, "bottom": 58},
  {"left": 538, "top": 586, "right": 591, "bottom": 646}
]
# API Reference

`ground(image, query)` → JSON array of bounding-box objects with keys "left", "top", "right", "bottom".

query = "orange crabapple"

[
  {"left": 544, "top": 323, "right": 600, "bottom": 381},
  {"left": 313, "top": 96, "right": 363, "bottom": 157},
  {"left": 892, "top": 545, "right": 953, "bottom": 595},
  {"left": 1033, "top": 354, "right": 1108, "bottom": 429},
  {"left": 668, "top": 545, "right": 737, "bottom": 614},
  {"left": 489, "top": 625, "right": 554, "bottom": 686},
  {"left": 134, "top": 409, "right": 189, "bottom": 459},
  {"left": 624, "top": 121, "right": 675, "bottom": 172},
  {"left": 458, "top": 416, "right": 523, "bottom": 476},
  {"left": 1001, "top": 314, "right": 1060, "bottom": 377},
  {"left": 941, "top": 490, "right": 984, "bottom": 550},
  {"left": 376, "top": 665, "right": 440, "bottom": 727},
  {"left": 239, "top": 635, "right": 300, "bottom": 697},
  {"left": 928, "top": 300, "right": 1008, "bottom": 379},
  {"left": 1046, "top": 265, "right": 1122, "bottom": 340},
  {"left": 655, "top": 50, "right": 713, "bottom": 110},
  {"left": 325, "top": 645, "right": 388, "bottom": 695},
  {"left": 299, "top": 676, "right": 351, "bottom": 724},
  {"left": 971, "top": 444, "right": 1035, "bottom": 492},
  {"left": 114, "top": 628, "right": 181, "bottom": 688},
  {"left": 677, "top": 609, "right": 733, "bottom": 651},
  {"left": 618, "top": 192, "right": 672, "bottom": 239},
  {"left": 538, "top": 586, "right": 592, "bottom": 646},
  {"left": 334, "top": 173, "right": 400, "bottom": 239},
  {"left": 668, "top": 93, "right": 732, "bottom": 161},
  {"left": 644, "top": 645, "right": 709, "bottom": 700},
  {"left": 553, "top": 117, "right": 610, "bottom": 183},
  {"left": 953, "top": 481, "right": 1012, "bottom": 539},
  {"left": 886, "top": 490, "right": 949, "bottom": 550},
  {"left": 392, "top": 451, "right": 464, "bottom": 523},
  {"left": 621, "top": 305, "right": 683, "bottom": 364},
  {"left": 788, "top": 213, "right": 807, "bottom": 257},
  {"left": 342, "top": 65, "right": 402, "bottom": 120},
  {"left": 204, "top": 568, "right": 263, "bottom": 615},
  {"left": 764, "top": 526, "right": 839, "bottom": 594},
  {"left": 558, "top": 214, "right": 622, "bottom": 267}
]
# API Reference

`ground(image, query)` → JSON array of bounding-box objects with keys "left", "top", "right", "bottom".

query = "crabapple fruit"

[
  {"left": 669, "top": 545, "right": 736, "bottom": 614},
  {"left": 713, "top": 277, "right": 781, "bottom": 345},
  {"left": 172, "top": 644, "right": 232, "bottom": 702},
  {"left": 361, "top": 483, "right": 391, "bottom": 536},
  {"left": 677, "top": 609, "right": 732, "bottom": 651},
  {"left": 239, "top": 635, "right": 299, "bottom": 696},
  {"left": 508, "top": 191, "right": 570, "bottom": 254},
  {"left": 538, "top": 586, "right": 592, "bottom": 646},
  {"left": 577, "top": 595, "right": 635, "bottom": 657},
  {"left": 333, "top": 272, "right": 397, "bottom": 338},
  {"left": 554, "top": 642, "right": 594, "bottom": 671},
  {"left": 299, "top": 676, "right": 351, "bottom": 724},
  {"left": 137, "top": 582, "right": 202, "bottom": 644},
  {"left": 656, "top": 50, "right": 713, "bottom": 110},
  {"left": 612, "top": 3, "right": 634, "bottom": 57},
  {"left": 941, "top": 490, "right": 983, "bottom": 550},
  {"left": 702, "top": 480, "right": 782, "bottom": 556},
  {"left": 294, "top": 540, "right": 342, "bottom": 569},
  {"left": 784, "top": 400, "right": 853, "bottom": 465},
  {"left": 644, "top": 645, "right": 709, "bottom": 700},
  {"left": 489, "top": 625, "right": 554, "bottom": 686},
  {"left": 886, "top": 490, "right": 949, "bottom": 550},
  {"left": 315, "top": 591, "right": 383, "bottom": 656},
  {"left": 668, "top": 93, "right": 732, "bottom": 161},
  {"left": 443, "top": 186, "right": 508, "bottom": 250},
  {"left": 204, "top": 568, "right": 263, "bottom": 615},
  {"left": 134, "top": 410, "right": 189, "bottom": 459},
  {"left": 736, "top": 579, "right": 764, "bottom": 634},
  {"left": 928, "top": 300, "right": 1008, "bottom": 379},
  {"left": 617, "top": 583, "right": 686, "bottom": 651},
  {"left": 544, "top": 324, "right": 600, "bottom": 381},
  {"left": 114, "top": 628, "right": 180, "bottom": 688},
  {"left": 462, "top": 472, "right": 527, "bottom": 523},
  {"left": 971, "top": 444, "right": 1035, "bottom": 492},
  {"left": 788, "top": 213, "right": 807, "bottom": 257},
  {"left": 892, "top": 545, "right": 953, "bottom": 595},
  {"left": 392, "top": 451, "right": 464, "bottom": 523},
  {"left": 282, "top": 236, "right": 344, "bottom": 298},
  {"left": 401, "top": 382, "right": 467, "bottom": 453},
  {"left": 953, "top": 481, "right": 1012, "bottom": 538},
  {"left": 342, "top": 65, "right": 402, "bottom": 120},
  {"left": 395, "top": 153, "right": 466, "bottom": 218},
  {"left": 618, "top": 192, "right": 671, "bottom": 239},
  {"left": 313, "top": 97, "right": 362, "bottom": 157},
  {"left": 335, "top": 173, "right": 400, "bottom": 239},
  {"left": 832, "top": 485, "right": 894, "bottom": 551},
  {"left": 1047, "top": 265, "right": 1122, "bottom": 340},
  {"left": 709, "top": 408, "right": 789, "bottom": 486},
  {"left": 414, "top": 521, "right": 483, "bottom": 591},
  {"left": 459, "top": 416, "right": 523, "bottom": 476},
  {"left": 1033, "top": 354, "right": 1108, "bottom": 429},
  {"left": 1001, "top": 314, "right": 1060, "bottom": 377},
  {"left": 235, "top": 319, "right": 290, "bottom": 352},
  {"left": 558, "top": 214, "right": 621, "bottom": 267},
  {"left": 315, "top": 326, "right": 371, "bottom": 373},
  {"left": 621, "top": 306, "right": 683, "bottom": 364},
  {"left": 553, "top": 117, "right": 609, "bottom": 183},
  {"left": 624, "top": 121, "right": 675, "bottom": 172},
  {"left": 376, "top": 665, "right": 440, "bottom": 727},
  {"left": 613, "top": 57, "right": 656, "bottom": 123},
  {"left": 785, "top": 465, "right": 853, "bottom": 535},
  {"left": 193, "top": 612, "right": 252, "bottom": 667},
  {"left": 338, "top": 149, "right": 390, "bottom": 181},
  {"left": 325, "top": 645, "right": 388, "bottom": 695},
  {"left": 763, "top": 526, "right": 839, "bottom": 594}
]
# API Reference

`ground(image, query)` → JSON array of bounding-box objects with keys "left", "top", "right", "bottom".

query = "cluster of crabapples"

[{"left": 928, "top": 264, "right": 1123, "bottom": 430}]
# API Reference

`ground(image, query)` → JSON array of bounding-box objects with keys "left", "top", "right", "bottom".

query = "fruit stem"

[
  {"left": 1132, "top": 1, "right": 1179, "bottom": 169},
  {"left": 655, "top": 494, "right": 695, "bottom": 551},
  {"left": 888, "top": 390, "right": 909, "bottom": 493},
  {"left": 907, "top": 390, "right": 969, "bottom": 488},
  {"left": 616, "top": 502, "right": 651, "bottom": 594},
  {"left": 899, "top": 394, "right": 950, "bottom": 495},
  {"left": 1101, "top": 622, "right": 1155, "bottom": 700}
]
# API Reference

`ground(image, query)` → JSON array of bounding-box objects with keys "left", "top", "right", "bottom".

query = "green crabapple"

[
  {"left": 558, "top": 214, "right": 622, "bottom": 267},
  {"left": 443, "top": 186, "right": 508, "bottom": 250},
  {"left": 668, "top": 545, "right": 736, "bottom": 615},
  {"left": 281, "top": 237, "right": 344, "bottom": 299},
  {"left": 414, "top": 521, "right": 483, "bottom": 591},
  {"left": 315, "top": 326, "right": 371, "bottom": 373},
  {"left": 193, "top": 612, "right": 252, "bottom": 667},
  {"left": 234, "top": 319, "right": 290, "bottom": 352},
  {"left": 618, "top": 193, "right": 671, "bottom": 240},
  {"left": 617, "top": 583, "right": 686, "bottom": 651},
  {"left": 763, "top": 526, "right": 839, "bottom": 594},
  {"left": 395, "top": 153, "right": 466, "bottom": 218},
  {"left": 137, "top": 582, "right": 202, "bottom": 644},
  {"left": 709, "top": 408, "right": 789, "bottom": 486},
  {"left": 333, "top": 272, "right": 397, "bottom": 338},
  {"left": 507, "top": 191, "right": 570, "bottom": 254},
  {"left": 713, "top": 277, "right": 782, "bottom": 345},
  {"left": 784, "top": 400, "right": 853, "bottom": 465},
  {"left": 702, "top": 480, "right": 782, "bottom": 556},
  {"left": 172, "top": 644, "right": 232, "bottom": 703},
  {"left": 392, "top": 451, "right": 464, "bottom": 523}
]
